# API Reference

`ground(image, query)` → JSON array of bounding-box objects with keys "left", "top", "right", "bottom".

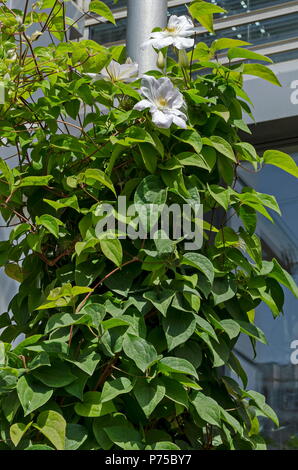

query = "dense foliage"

[{"left": 0, "top": 0, "right": 298, "bottom": 451}]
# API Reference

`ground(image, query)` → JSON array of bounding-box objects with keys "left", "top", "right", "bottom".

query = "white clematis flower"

[
  {"left": 143, "top": 15, "right": 199, "bottom": 50},
  {"left": 87, "top": 59, "right": 138, "bottom": 83},
  {"left": 134, "top": 75, "right": 187, "bottom": 129}
]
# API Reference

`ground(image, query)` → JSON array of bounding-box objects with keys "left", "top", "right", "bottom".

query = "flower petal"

[
  {"left": 140, "top": 75, "right": 160, "bottom": 102},
  {"left": 142, "top": 36, "right": 174, "bottom": 50},
  {"left": 118, "top": 63, "right": 139, "bottom": 81},
  {"left": 151, "top": 109, "right": 173, "bottom": 128},
  {"left": 134, "top": 99, "right": 153, "bottom": 111},
  {"left": 86, "top": 73, "right": 101, "bottom": 81},
  {"left": 172, "top": 114, "right": 187, "bottom": 128},
  {"left": 173, "top": 37, "right": 194, "bottom": 50}
]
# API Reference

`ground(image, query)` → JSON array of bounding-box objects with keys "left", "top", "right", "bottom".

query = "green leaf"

[
  {"left": 104, "top": 425, "right": 143, "bottom": 450},
  {"left": 101, "top": 377, "right": 134, "bottom": 403},
  {"left": 162, "top": 310, "right": 196, "bottom": 351},
  {"left": 84, "top": 168, "right": 116, "bottom": 195},
  {"left": 203, "top": 136, "right": 236, "bottom": 161},
  {"left": 44, "top": 195, "right": 80, "bottom": 212},
  {"left": 64, "top": 350, "right": 101, "bottom": 376},
  {"left": 239, "top": 205, "right": 257, "bottom": 235},
  {"left": 0, "top": 367, "right": 19, "bottom": 392},
  {"left": 25, "top": 445, "right": 54, "bottom": 450},
  {"left": 99, "top": 238, "right": 123, "bottom": 267},
  {"left": 228, "top": 47, "right": 272, "bottom": 63},
  {"left": 122, "top": 334, "right": 158, "bottom": 372},
  {"left": 243, "top": 63, "right": 281, "bottom": 86},
  {"left": 74, "top": 392, "right": 116, "bottom": 417},
  {"left": 243, "top": 390, "right": 279, "bottom": 427},
  {"left": 34, "top": 410, "right": 66, "bottom": 450},
  {"left": 228, "top": 353, "right": 248, "bottom": 388},
  {"left": 65, "top": 370, "right": 89, "bottom": 401},
  {"left": 4, "top": 263, "right": 24, "bottom": 282},
  {"left": 189, "top": 0, "right": 226, "bottom": 33},
  {"left": 236, "top": 320, "right": 267, "bottom": 344},
  {"left": 14, "top": 175, "right": 53, "bottom": 187},
  {"left": 182, "top": 252, "right": 214, "bottom": 284},
  {"left": 114, "top": 127, "right": 155, "bottom": 147},
  {"left": 133, "top": 378, "right": 165, "bottom": 417},
  {"left": 150, "top": 442, "right": 181, "bottom": 450},
  {"left": 220, "top": 409, "right": 243, "bottom": 435},
  {"left": 36, "top": 214, "right": 64, "bottom": 238},
  {"left": 191, "top": 391, "right": 222, "bottom": 426},
  {"left": 17, "top": 376, "right": 53, "bottom": 416},
  {"left": 196, "top": 315, "right": 218, "bottom": 341},
  {"left": 134, "top": 175, "right": 167, "bottom": 206},
  {"left": 219, "top": 319, "right": 241, "bottom": 339},
  {"left": 212, "top": 278, "right": 237, "bottom": 305},
  {"left": 0, "top": 341, "right": 5, "bottom": 365},
  {"left": 158, "top": 357, "right": 198, "bottom": 379},
  {"left": 174, "top": 341, "right": 202, "bottom": 369},
  {"left": 208, "top": 184, "right": 230, "bottom": 210},
  {"left": 65, "top": 424, "right": 88, "bottom": 450},
  {"left": 13, "top": 335, "right": 43, "bottom": 355},
  {"left": 89, "top": 0, "right": 115, "bottom": 24},
  {"left": 93, "top": 414, "right": 128, "bottom": 450},
  {"left": 196, "top": 331, "right": 230, "bottom": 367},
  {"left": 10, "top": 422, "right": 33, "bottom": 447},
  {"left": 263, "top": 150, "right": 298, "bottom": 178},
  {"left": 64, "top": 99, "right": 81, "bottom": 120},
  {"left": 174, "top": 129, "right": 203, "bottom": 154},
  {"left": 211, "top": 38, "right": 250, "bottom": 52},
  {"left": 143, "top": 289, "right": 175, "bottom": 316},
  {"left": 33, "top": 362, "right": 77, "bottom": 388},
  {"left": 268, "top": 259, "right": 298, "bottom": 298},
  {"left": 0, "top": 157, "right": 14, "bottom": 189},
  {"left": 2, "top": 391, "right": 20, "bottom": 423},
  {"left": 44, "top": 312, "right": 91, "bottom": 332},
  {"left": 162, "top": 376, "right": 189, "bottom": 408},
  {"left": 175, "top": 152, "right": 211, "bottom": 171},
  {"left": 139, "top": 143, "right": 157, "bottom": 174}
]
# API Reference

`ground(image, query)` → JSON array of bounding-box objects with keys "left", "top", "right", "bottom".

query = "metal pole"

[{"left": 127, "top": 0, "right": 168, "bottom": 74}]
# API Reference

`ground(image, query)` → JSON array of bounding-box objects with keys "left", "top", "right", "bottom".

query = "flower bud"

[
  {"left": 156, "top": 51, "right": 165, "bottom": 70},
  {"left": 178, "top": 49, "right": 189, "bottom": 68},
  {"left": 30, "top": 30, "right": 43, "bottom": 42}
]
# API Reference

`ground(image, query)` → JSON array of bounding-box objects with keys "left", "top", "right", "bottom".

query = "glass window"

[
  {"left": 269, "top": 49, "right": 298, "bottom": 64},
  {"left": 213, "top": 0, "right": 294, "bottom": 18},
  {"left": 89, "top": 16, "right": 127, "bottom": 45},
  {"left": 89, "top": 3, "right": 298, "bottom": 61},
  {"left": 169, "top": 1, "right": 292, "bottom": 19},
  {"left": 229, "top": 146, "right": 298, "bottom": 449},
  {"left": 104, "top": 0, "right": 127, "bottom": 10},
  {"left": 200, "top": 13, "right": 298, "bottom": 47}
]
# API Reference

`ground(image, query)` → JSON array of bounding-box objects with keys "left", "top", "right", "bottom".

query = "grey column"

[{"left": 127, "top": 0, "right": 168, "bottom": 74}]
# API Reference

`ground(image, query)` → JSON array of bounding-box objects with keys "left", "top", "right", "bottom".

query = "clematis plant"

[
  {"left": 142, "top": 15, "right": 199, "bottom": 50},
  {"left": 134, "top": 75, "right": 187, "bottom": 129}
]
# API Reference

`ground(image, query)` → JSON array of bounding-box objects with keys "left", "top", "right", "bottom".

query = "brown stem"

[
  {"left": 22, "top": 32, "right": 43, "bottom": 80},
  {"left": 76, "top": 257, "right": 140, "bottom": 313},
  {"left": 94, "top": 353, "right": 120, "bottom": 391},
  {"left": 37, "top": 247, "right": 74, "bottom": 267}
]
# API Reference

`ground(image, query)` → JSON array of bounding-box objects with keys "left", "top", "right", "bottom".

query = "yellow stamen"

[
  {"left": 165, "top": 27, "right": 176, "bottom": 33},
  {"left": 157, "top": 98, "right": 167, "bottom": 107}
]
